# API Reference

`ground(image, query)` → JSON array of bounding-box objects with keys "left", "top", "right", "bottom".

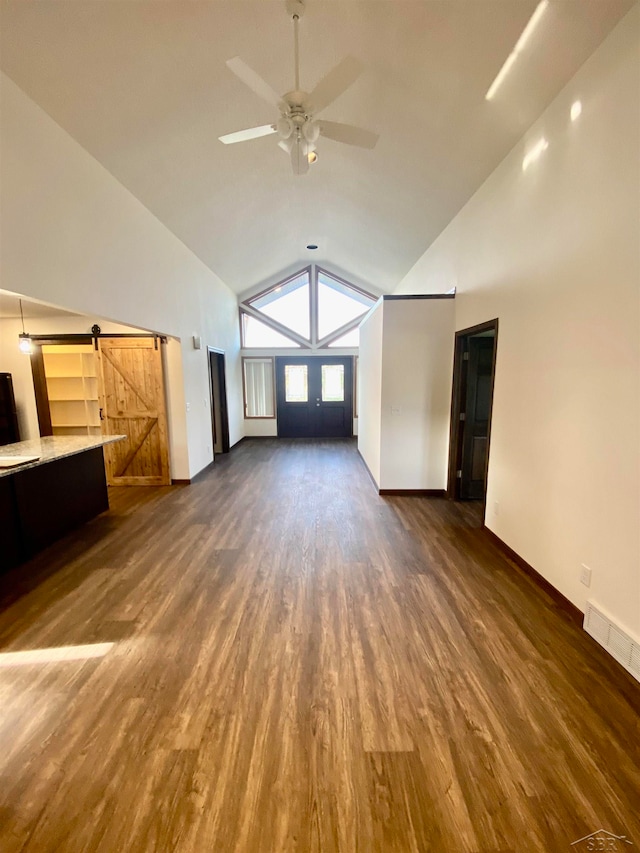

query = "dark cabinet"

[{"left": 0, "top": 373, "right": 20, "bottom": 446}]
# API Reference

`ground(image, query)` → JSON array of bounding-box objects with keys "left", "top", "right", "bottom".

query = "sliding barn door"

[{"left": 97, "top": 338, "right": 170, "bottom": 486}]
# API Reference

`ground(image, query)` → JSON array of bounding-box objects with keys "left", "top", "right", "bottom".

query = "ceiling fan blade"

[
  {"left": 279, "top": 139, "right": 293, "bottom": 154},
  {"left": 306, "top": 56, "right": 363, "bottom": 115},
  {"left": 226, "top": 57, "right": 286, "bottom": 110},
  {"left": 219, "top": 124, "right": 277, "bottom": 145},
  {"left": 291, "top": 137, "right": 309, "bottom": 176},
  {"left": 318, "top": 120, "right": 378, "bottom": 149}
]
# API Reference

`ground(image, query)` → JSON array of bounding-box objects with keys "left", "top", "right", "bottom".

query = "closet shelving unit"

[{"left": 42, "top": 344, "right": 102, "bottom": 437}]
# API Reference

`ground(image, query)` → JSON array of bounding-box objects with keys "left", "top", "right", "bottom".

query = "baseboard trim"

[
  {"left": 173, "top": 459, "right": 216, "bottom": 486},
  {"left": 483, "top": 526, "right": 582, "bottom": 626},
  {"left": 379, "top": 488, "right": 446, "bottom": 497},
  {"left": 357, "top": 451, "right": 380, "bottom": 491}
]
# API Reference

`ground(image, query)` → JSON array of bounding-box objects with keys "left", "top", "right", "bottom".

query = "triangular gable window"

[
  {"left": 247, "top": 271, "right": 310, "bottom": 341},
  {"left": 317, "top": 271, "right": 375, "bottom": 341},
  {"left": 242, "top": 313, "right": 302, "bottom": 348},
  {"left": 327, "top": 328, "right": 360, "bottom": 348},
  {"left": 240, "top": 266, "right": 377, "bottom": 350}
]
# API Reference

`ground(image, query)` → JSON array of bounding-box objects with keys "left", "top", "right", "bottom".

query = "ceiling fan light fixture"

[
  {"left": 220, "top": 0, "right": 375, "bottom": 174},
  {"left": 302, "top": 120, "right": 320, "bottom": 144},
  {"left": 276, "top": 116, "right": 294, "bottom": 139}
]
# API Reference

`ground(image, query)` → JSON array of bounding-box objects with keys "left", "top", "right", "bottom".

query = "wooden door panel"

[{"left": 97, "top": 338, "right": 170, "bottom": 486}]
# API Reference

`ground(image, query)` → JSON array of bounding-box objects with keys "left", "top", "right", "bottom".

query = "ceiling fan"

[{"left": 218, "top": 0, "right": 378, "bottom": 175}]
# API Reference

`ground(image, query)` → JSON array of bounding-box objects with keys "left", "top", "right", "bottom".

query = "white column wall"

[
  {"left": 379, "top": 299, "right": 454, "bottom": 491},
  {"left": 357, "top": 302, "right": 384, "bottom": 485}
]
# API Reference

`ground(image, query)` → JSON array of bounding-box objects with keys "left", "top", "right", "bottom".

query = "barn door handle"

[{"left": 99, "top": 408, "right": 105, "bottom": 421}]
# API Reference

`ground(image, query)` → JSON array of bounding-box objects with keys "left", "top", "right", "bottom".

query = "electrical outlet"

[
  {"left": 580, "top": 564, "right": 592, "bottom": 587},
  {"left": 186, "top": 402, "right": 191, "bottom": 412}
]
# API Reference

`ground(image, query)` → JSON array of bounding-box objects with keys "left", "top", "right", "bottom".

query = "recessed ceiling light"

[
  {"left": 306, "top": 244, "right": 318, "bottom": 250},
  {"left": 571, "top": 101, "right": 582, "bottom": 122}
]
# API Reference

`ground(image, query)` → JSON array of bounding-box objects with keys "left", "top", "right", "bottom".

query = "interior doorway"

[
  {"left": 208, "top": 348, "right": 230, "bottom": 454},
  {"left": 448, "top": 320, "right": 498, "bottom": 501}
]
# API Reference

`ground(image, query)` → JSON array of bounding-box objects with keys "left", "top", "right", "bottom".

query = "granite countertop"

[{"left": 0, "top": 434, "right": 126, "bottom": 478}]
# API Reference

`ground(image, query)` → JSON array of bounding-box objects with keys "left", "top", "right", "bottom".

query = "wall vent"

[{"left": 584, "top": 601, "right": 640, "bottom": 684}]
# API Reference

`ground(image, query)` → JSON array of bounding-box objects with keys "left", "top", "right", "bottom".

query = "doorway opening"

[
  {"left": 275, "top": 356, "right": 353, "bottom": 438},
  {"left": 208, "top": 348, "right": 230, "bottom": 454},
  {"left": 447, "top": 319, "right": 498, "bottom": 501}
]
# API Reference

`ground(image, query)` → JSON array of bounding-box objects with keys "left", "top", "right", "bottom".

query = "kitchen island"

[{"left": 0, "top": 435, "right": 125, "bottom": 573}]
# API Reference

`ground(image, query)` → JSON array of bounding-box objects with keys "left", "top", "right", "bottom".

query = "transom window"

[{"left": 240, "top": 267, "right": 377, "bottom": 349}]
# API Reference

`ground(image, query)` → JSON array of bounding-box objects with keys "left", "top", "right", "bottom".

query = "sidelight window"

[{"left": 243, "top": 357, "right": 275, "bottom": 418}]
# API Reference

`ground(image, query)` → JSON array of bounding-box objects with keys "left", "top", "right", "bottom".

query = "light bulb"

[{"left": 18, "top": 336, "right": 33, "bottom": 354}]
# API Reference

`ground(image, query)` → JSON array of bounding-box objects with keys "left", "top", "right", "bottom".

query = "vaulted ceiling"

[{"left": 0, "top": 0, "right": 634, "bottom": 294}]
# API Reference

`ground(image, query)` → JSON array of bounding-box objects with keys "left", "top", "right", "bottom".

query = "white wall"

[
  {"left": 395, "top": 8, "right": 640, "bottom": 636},
  {"left": 358, "top": 298, "right": 454, "bottom": 491},
  {"left": 358, "top": 302, "right": 384, "bottom": 484},
  {"left": 0, "top": 73, "right": 243, "bottom": 479},
  {"left": 379, "top": 299, "right": 454, "bottom": 490}
]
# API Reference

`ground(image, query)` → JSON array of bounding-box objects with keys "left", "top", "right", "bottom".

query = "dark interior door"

[
  {"left": 276, "top": 357, "right": 353, "bottom": 438},
  {"left": 460, "top": 336, "right": 495, "bottom": 499},
  {"left": 208, "top": 349, "right": 230, "bottom": 454}
]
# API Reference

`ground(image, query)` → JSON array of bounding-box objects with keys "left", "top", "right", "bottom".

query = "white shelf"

[{"left": 43, "top": 344, "right": 102, "bottom": 438}]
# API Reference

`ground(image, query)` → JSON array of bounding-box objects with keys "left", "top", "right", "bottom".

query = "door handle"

[{"left": 99, "top": 408, "right": 105, "bottom": 421}]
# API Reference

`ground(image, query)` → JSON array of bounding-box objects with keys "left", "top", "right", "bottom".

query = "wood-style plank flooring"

[{"left": 1, "top": 438, "right": 639, "bottom": 852}]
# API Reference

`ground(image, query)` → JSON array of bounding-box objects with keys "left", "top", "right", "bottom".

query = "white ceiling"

[
  {"left": 0, "top": 0, "right": 634, "bottom": 294},
  {"left": 0, "top": 291, "right": 82, "bottom": 321}
]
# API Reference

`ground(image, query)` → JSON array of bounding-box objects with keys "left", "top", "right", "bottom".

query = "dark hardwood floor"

[{"left": 0, "top": 438, "right": 638, "bottom": 852}]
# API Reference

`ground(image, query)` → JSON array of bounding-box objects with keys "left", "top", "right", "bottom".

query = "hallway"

[{"left": 0, "top": 439, "right": 638, "bottom": 852}]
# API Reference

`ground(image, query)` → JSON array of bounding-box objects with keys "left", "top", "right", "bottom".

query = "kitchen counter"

[
  {"left": 0, "top": 434, "right": 125, "bottom": 478},
  {"left": 1, "top": 434, "right": 126, "bottom": 573}
]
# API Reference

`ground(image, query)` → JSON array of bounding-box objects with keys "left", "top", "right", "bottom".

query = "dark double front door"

[{"left": 276, "top": 357, "right": 353, "bottom": 438}]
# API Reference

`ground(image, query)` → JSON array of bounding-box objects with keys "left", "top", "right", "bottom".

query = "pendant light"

[{"left": 18, "top": 299, "right": 33, "bottom": 354}]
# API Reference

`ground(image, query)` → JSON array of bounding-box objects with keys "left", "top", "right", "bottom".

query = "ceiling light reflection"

[
  {"left": 0, "top": 642, "right": 114, "bottom": 667},
  {"left": 486, "top": 0, "right": 549, "bottom": 101},
  {"left": 522, "top": 138, "right": 549, "bottom": 171},
  {"left": 571, "top": 101, "right": 582, "bottom": 122}
]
